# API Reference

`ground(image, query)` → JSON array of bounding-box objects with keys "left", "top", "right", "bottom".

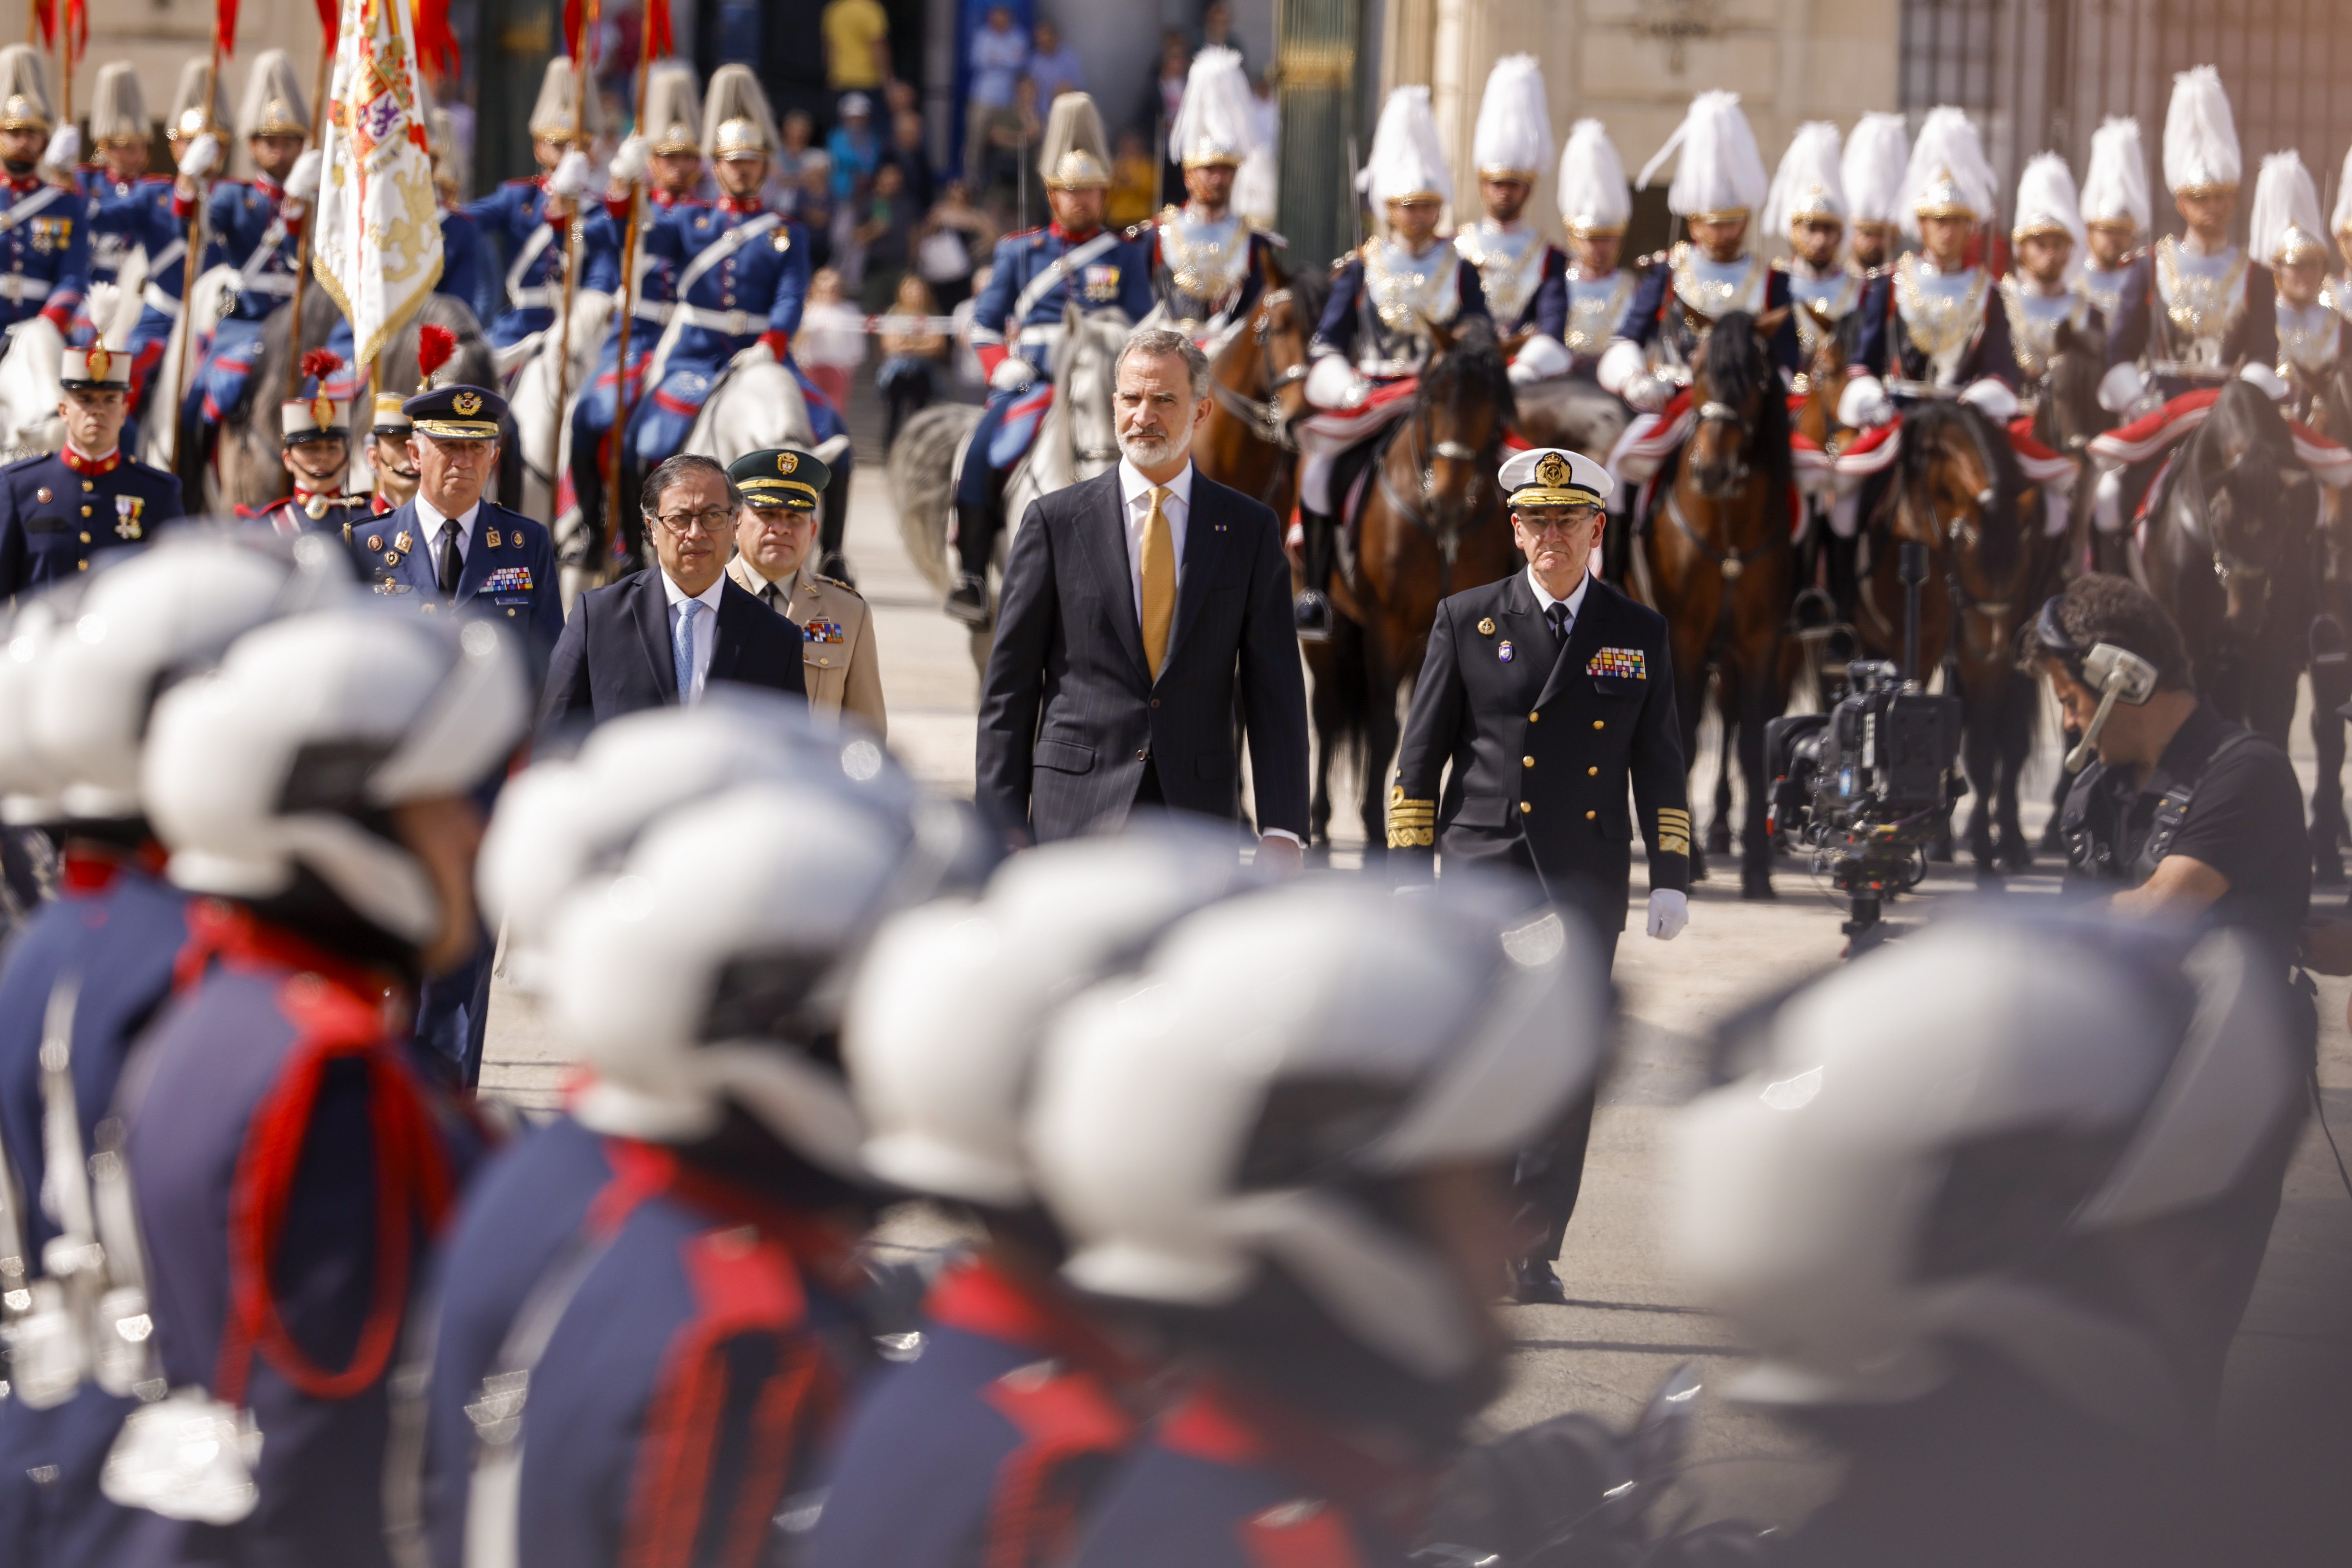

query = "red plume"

[
  {"left": 417, "top": 323, "right": 457, "bottom": 384},
  {"left": 301, "top": 348, "right": 345, "bottom": 381}
]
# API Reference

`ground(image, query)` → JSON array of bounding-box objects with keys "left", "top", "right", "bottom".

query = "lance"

[
  {"left": 601, "top": 0, "right": 657, "bottom": 575},
  {"left": 164, "top": 33, "right": 227, "bottom": 476},
  {"left": 281, "top": 19, "right": 337, "bottom": 408},
  {"left": 549, "top": 0, "right": 596, "bottom": 561}
]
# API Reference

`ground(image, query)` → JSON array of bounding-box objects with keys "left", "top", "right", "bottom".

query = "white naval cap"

[
  {"left": 2081, "top": 116, "right": 2152, "bottom": 235},
  {"left": 2163, "top": 65, "right": 2240, "bottom": 195},
  {"left": 1471, "top": 53, "right": 1552, "bottom": 181},
  {"left": 1764, "top": 120, "right": 1846, "bottom": 234},
  {"left": 2249, "top": 149, "right": 2328, "bottom": 267},
  {"left": 1900, "top": 106, "right": 1998, "bottom": 237},
  {"left": 1638, "top": 90, "right": 1768, "bottom": 220},
  {"left": 1359, "top": 85, "right": 1452, "bottom": 206},
  {"left": 1557, "top": 118, "right": 1632, "bottom": 236},
  {"left": 1501, "top": 447, "right": 1613, "bottom": 508},
  {"left": 2011, "top": 151, "right": 2086, "bottom": 252},
  {"left": 1841, "top": 111, "right": 1909, "bottom": 229}
]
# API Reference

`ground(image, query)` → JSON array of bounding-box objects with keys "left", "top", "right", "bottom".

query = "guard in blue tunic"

[
  {"left": 114, "top": 604, "right": 524, "bottom": 1567},
  {"left": 0, "top": 47, "right": 91, "bottom": 343},
  {"left": 947, "top": 91, "right": 1154, "bottom": 626},
  {"left": 464, "top": 58, "right": 602, "bottom": 358},
  {"left": 251, "top": 354, "right": 373, "bottom": 538},
  {"left": 0, "top": 344, "right": 183, "bottom": 598},
  {"left": 89, "top": 62, "right": 225, "bottom": 428},
  {"left": 71, "top": 65, "right": 158, "bottom": 334}
]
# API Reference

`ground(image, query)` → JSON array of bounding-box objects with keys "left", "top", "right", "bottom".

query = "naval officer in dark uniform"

[
  {"left": 0, "top": 342, "right": 182, "bottom": 598},
  {"left": 1390, "top": 445, "right": 1690, "bottom": 1303}
]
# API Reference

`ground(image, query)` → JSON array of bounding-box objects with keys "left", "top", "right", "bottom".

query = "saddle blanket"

[
  {"left": 2087, "top": 387, "right": 2352, "bottom": 488},
  {"left": 1296, "top": 376, "right": 1420, "bottom": 452},
  {"left": 989, "top": 381, "right": 1055, "bottom": 468}
]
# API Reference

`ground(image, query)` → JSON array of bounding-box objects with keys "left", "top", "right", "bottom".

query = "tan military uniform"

[{"left": 727, "top": 554, "right": 887, "bottom": 737}]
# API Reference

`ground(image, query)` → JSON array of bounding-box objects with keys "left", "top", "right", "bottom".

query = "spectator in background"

[
  {"left": 855, "top": 162, "right": 917, "bottom": 313},
  {"left": 1146, "top": 31, "right": 1190, "bottom": 200},
  {"left": 883, "top": 77, "right": 919, "bottom": 119},
  {"left": 828, "top": 93, "right": 882, "bottom": 203},
  {"left": 799, "top": 268, "right": 867, "bottom": 418},
  {"left": 882, "top": 109, "right": 935, "bottom": 211},
  {"left": 976, "top": 75, "right": 1044, "bottom": 224},
  {"left": 1108, "top": 129, "right": 1158, "bottom": 227},
  {"left": 1028, "top": 20, "right": 1086, "bottom": 104},
  {"left": 823, "top": 0, "right": 892, "bottom": 99},
  {"left": 1200, "top": 0, "right": 1246, "bottom": 70},
  {"left": 876, "top": 272, "right": 947, "bottom": 448},
  {"left": 780, "top": 110, "right": 822, "bottom": 187},
  {"left": 968, "top": 5, "right": 1029, "bottom": 126},
  {"left": 798, "top": 154, "right": 837, "bottom": 270},
  {"left": 918, "top": 177, "right": 993, "bottom": 310}
]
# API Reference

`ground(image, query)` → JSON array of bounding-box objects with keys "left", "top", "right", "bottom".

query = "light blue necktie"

[{"left": 673, "top": 598, "right": 701, "bottom": 704}]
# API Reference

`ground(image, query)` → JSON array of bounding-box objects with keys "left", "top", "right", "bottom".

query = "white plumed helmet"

[
  {"left": 846, "top": 817, "right": 1260, "bottom": 1210},
  {"left": 2162, "top": 65, "right": 2240, "bottom": 196},
  {"left": 1637, "top": 91, "right": 1768, "bottom": 221},
  {"left": 142, "top": 608, "right": 530, "bottom": 947},
  {"left": 1470, "top": 54, "right": 1551, "bottom": 183},
  {"left": 1359, "top": 85, "right": 1452, "bottom": 206},
  {"left": 2011, "top": 151, "right": 2087, "bottom": 256},
  {"left": 1900, "top": 106, "right": 1999, "bottom": 238},
  {"left": 1764, "top": 120, "right": 1847, "bottom": 235},
  {"left": 1556, "top": 118, "right": 1631, "bottom": 238},
  {"left": 2081, "top": 116, "right": 2152, "bottom": 236},
  {"left": 2248, "top": 149, "right": 2328, "bottom": 269},
  {"left": 1028, "top": 878, "right": 1608, "bottom": 1431},
  {"left": 1841, "top": 111, "right": 1910, "bottom": 230},
  {"left": 1672, "top": 915, "right": 2302, "bottom": 1441},
  {"left": 35, "top": 534, "right": 346, "bottom": 824}
]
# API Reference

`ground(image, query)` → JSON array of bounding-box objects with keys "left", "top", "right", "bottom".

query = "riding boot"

[
  {"left": 1295, "top": 508, "right": 1336, "bottom": 641},
  {"left": 570, "top": 428, "right": 607, "bottom": 570},
  {"left": 1826, "top": 528, "right": 1861, "bottom": 627},
  {"left": 947, "top": 500, "right": 997, "bottom": 626},
  {"left": 1791, "top": 509, "right": 1833, "bottom": 630},
  {"left": 817, "top": 466, "right": 855, "bottom": 586}
]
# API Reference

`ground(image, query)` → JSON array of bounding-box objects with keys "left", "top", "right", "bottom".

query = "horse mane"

[
  {"left": 2202, "top": 375, "right": 2297, "bottom": 466},
  {"left": 1904, "top": 400, "right": 2026, "bottom": 581},
  {"left": 1419, "top": 314, "right": 1516, "bottom": 425}
]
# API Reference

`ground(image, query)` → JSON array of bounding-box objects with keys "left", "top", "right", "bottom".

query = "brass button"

[
  {"left": 818, "top": 657, "right": 831, "bottom": 666},
  {"left": 79, "top": 504, "right": 90, "bottom": 516},
  {"left": 78, "top": 532, "right": 89, "bottom": 543},
  {"left": 1149, "top": 697, "right": 1161, "bottom": 708},
  {"left": 1519, "top": 802, "right": 1531, "bottom": 814},
  {"left": 76, "top": 559, "right": 87, "bottom": 570},
  {"left": 1135, "top": 748, "right": 1147, "bottom": 759},
  {"left": 80, "top": 480, "right": 92, "bottom": 492},
  {"left": 1587, "top": 766, "right": 1599, "bottom": 777},
  {"left": 1592, "top": 719, "right": 1604, "bottom": 730},
  {"left": 1521, "top": 755, "right": 1534, "bottom": 768},
  {"left": 1528, "top": 710, "right": 1540, "bottom": 722},
  {"left": 1585, "top": 809, "right": 1597, "bottom": 820}
]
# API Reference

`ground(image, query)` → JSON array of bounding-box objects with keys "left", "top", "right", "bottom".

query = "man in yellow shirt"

[{"left": 824, "top": 0, "right": 891, "bottom": 94}]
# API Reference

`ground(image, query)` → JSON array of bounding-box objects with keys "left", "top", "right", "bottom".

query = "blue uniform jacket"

[
  {"left": 2102, "top": 245, "right": 2280, "bottom": 387},
  {"left": 0, "top": 173, "right": 91, "bottom": 332},
  {"left": 0, "top": 858, "right": 187, "bottom": 1568},
  {"left": 808, "top": 1257, "right": 1143, "bottom": 1568},
  {"left": 198, "top": 177, "right": 300, "bottom": 323},
  {"left": 121, "top": 908, "right": 482, "bottom": 1568},
  {"left": 969, "top": 223, "right": 1156, "bottom": 374},
  {"left": 1619, "top": 250, "right": 1800, "bottom": 376},
  {"left": 437, "top": 205, "right": 494, "bottom": 323},
  {"left": 80, "top": 173, "right": 179, "bottom": 294},
  {"left": 350, "top": 498, "right": 565, "bottom": 656},
  {"left": 463, "top": 178, "right": 568, "bottom": 345},
  {"left": 0, "top": 449, "right": 184, "bottom": 599},
  {"left": 1308, "top": 247, "right": 1492, "bottom": 367},
  {"left": 639, "top": 199, "right": 808, "bottom": 365}
]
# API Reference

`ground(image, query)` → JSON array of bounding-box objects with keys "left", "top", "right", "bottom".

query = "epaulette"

[
  {"left": 1003, "top": 224, "right": 1045, "bottom": 243},
  {"left": 0, "top": 453, "right": 45, "bottom": 474},
  {"left": 1123, "top": 221, "right": 1153, "bottom": 241},
  {"left": 1252, "top": 226, "right": 1288, "bottom": 248},
  {"left": 816, "top": 573, "right": 862, "bottom": 597},
  {"left": 1634, "top": 250, "right": 1670, "bottom": 269}
]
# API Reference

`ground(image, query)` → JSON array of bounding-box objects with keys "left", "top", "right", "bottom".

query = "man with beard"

[{"left": 975, "top": 327, "right": 1307, "bottom": 857}]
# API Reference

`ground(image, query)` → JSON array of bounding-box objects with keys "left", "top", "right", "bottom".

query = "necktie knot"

[{"left": 1546, "top": 601, "right": 1572, "bottom": 642}]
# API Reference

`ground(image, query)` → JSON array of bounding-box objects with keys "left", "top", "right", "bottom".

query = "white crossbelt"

[
  {"left": 509, "top": 285, "right": 552, "bottom": 309},
  {"left": 0, "top": 274, "right": 54, "bottom": 303},
  {"left": 140, "top": 281, "right": 180, "bottom": 318},
  {"left": 0, "top": 185, "right": 62, "bottom": 238},
  {"left": 671, "top": 303, "right": 765, "bottom": 336},
  {"left": 505, "top": 220, "right": 557, "bottom": 312}
]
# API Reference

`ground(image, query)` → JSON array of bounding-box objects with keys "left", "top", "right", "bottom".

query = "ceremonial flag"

[
  {"left": 31, "top": 0, "right": 53, "bottom": 48},
  {"left": 312, "top": 0, "right": 338, "bottom": 49},
  {"left": 410, "top": 0, "right": 459, "bottom": 77},
  {"left": 312, "top": 0, "right": 442, "bottom": 367},
  {"left": 214, "top": 0, "right": 237, "bottom": 58}
]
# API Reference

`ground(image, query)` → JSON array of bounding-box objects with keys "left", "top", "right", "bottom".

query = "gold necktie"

[{"left": 1140, "top": 485, "right": 1176, "bottom": 680}]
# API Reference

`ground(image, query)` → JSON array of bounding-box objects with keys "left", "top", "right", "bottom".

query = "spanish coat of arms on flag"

[{"left": 312, "top": 0, "right": 443, "bottom": 367}]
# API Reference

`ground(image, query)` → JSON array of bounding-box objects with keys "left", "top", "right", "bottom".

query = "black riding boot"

[
  {"left": 1295, "top": 508, "right": 1336, "bottom": 641},
  {"left": 1791, "top": 510, "right": 1833, "bottom": 629},
  {"left": 817, "top": 465, "right": 854, "bottom": 585},
  {"left": 948, "top": 501, "right": 997, "bottom": 626},
  {"left": 570, "top": 425, "right": 608, "bottom": 570},
  {"left": 1826, "top": 528, "right": 1861, "bottom": 627}
]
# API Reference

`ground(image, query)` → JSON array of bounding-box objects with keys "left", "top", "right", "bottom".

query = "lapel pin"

[
  {"left": 1498, "top": 640, "right": 1514, "bottom": 663},
  {"left": 1477, "top": 617, "right": 1496, "bottom": 635}
]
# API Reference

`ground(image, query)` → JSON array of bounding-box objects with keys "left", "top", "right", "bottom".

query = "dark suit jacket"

[
  {"left": 1392, "top": 572, "right": 1689, "bottom": 928},
  {"left": 976, "top": 466, "right": 1309, "bottom": 842},
  {"left": 358, "top": 498, "right": 566, "bottom": 656},
  {"left": 537, "top": 567, "right": 807, "bottom": 734}
]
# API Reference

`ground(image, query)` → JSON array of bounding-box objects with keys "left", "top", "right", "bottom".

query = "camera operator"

[{"left": 2024, "top": 575, "right": 2310, "bottom": 958}]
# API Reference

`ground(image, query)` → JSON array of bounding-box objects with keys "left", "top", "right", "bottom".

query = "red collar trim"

[
  {"left": 1049, "top": 221, "right": 1101, "bottom": 243},
  {"left": 1159, "top": 1377, "right": 1436, "bottom": 1537},
  {"left": 718, "top": 194, "right": 763, "bottom": 214},
  {"left": 596, "top": 1135, "right": 865, "bottom": 1294},
  {"left": 252, "top": 174, "right": 285, "bottom": 201},
  {"left": 928, "top": 1256, "right": 1149, "bottom": 1388},
  {"left": 1, "top": 172, "right": 39, "bottom": 195},
  {"left": 372, "top": 492, "right": 395, "bottom": 514},
  {"left": 171, "top": 897, "right": 405, "bottom": 1014},
  {"left": 58, "top": 840, "right": 168, "bottom": 895},
  {"left": 62, "top": 444, "right": 122, "bottom": 476}
]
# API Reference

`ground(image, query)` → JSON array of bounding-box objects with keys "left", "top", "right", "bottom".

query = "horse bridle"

[
  {"left": 1377, "top": 414, "right": 1498, "bottom": 582},
  {"left": 1665, "top": 395, "right": 1778, "bottom": 581},
  {"left": 1207, "top": 289, "right": 1307, "bottom": 451}
]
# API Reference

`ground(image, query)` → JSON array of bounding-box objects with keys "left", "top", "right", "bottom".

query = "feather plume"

[
  {"left": 417, "top": 323, "right": 457, "bottom": 386},
  {"left": 301, "top": 348, "right": 345, "bottom": 381}
]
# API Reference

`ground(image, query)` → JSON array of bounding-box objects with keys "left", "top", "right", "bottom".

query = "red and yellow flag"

[{"left": 312, "top": 0, "right": 442, "bottom": 367}]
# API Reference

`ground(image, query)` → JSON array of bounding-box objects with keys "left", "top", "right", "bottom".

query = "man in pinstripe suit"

[{"left": 975, "top": 328, "right": 1308, "bottom": 858}]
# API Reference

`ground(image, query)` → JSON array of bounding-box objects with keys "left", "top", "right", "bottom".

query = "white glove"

[
  {"left": 2239, "top": 361, "right": 2289, "bottom": 401},
  {"left": 988, "top": 355, "right": 1035, "bottom": 393},
  {"left": 283, "top": 148, "right": 322, "bottom": 203},
  {"left": 548, "top": 149, "right": 597, "bottom": 200},
  {"left": 1303, "top": 352, "right": 1362, "bottom": 410},
  {"left": 1836, "top": 374, "right": 1894, "bottom": 429},
  {"left": 1507, "top": 332, "right": 1572, "bottom": 385},
  {"left": 1595, "top": 337, "right": 1648, "bottom": 398},
  {"left": 176, "top": 132, "right": 221, "bottom": 179},
  {"left": 610, "top": 134, "right": 650, "bottom": 188},
  {"left": 42, "top": 124, "right": 79, "bottom": 170},
  {"left": 2096, "top": 361, "right": 2147, "bottom": 416},
  {"left": 733, "top": 337, "right": 778, "bottom": 368},
  {"left": 1622, "top": 373, "right": 1672, "bottom": 414},
  {"left": 1646, "top": 887, "right": 1689, "bottom": 941},
  {"left": 2092, "top": 466, "right": 2126, "bottom": 534},
  {"left": 1957, "top": 377, "right": 2019, "bottom": 423}
]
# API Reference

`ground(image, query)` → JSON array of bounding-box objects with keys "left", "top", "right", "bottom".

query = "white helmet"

[
  {"left": 1029, "top": 878, "right": 1609, "bottom": 1434},
  {"left": 846, "top": 817, "right": 1261, "bottom": 1211},
  {"left": 478, "top": 689, "right": 925, "bottom": 993},
  {"left": 142, "top": 608, "right": 530, "bottom": 948},
  {"left": 1672, "top": 915, "right": 2303, "bottom": 1441},
  {"left": 549, "top": 777, "right": 967, "bottom": 1176},
  {"left": 36, "top": 534, "right": 347, "bottom": 824},
  {"left": 0, "top": 590, "right": 81, "bottom": 825}
]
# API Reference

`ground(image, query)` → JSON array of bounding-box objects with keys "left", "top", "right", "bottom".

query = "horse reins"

[
  {"left": 1207, "top": 289, "right": 1305, "bottom": 452},
  {"left": 1664, "top": 399, "right": 1782, "bottom": 588},
  {"left": 1377, "top": 414, "right": 1498, "bottom": 601}
]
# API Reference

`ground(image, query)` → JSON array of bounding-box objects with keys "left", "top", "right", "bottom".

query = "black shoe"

[
  {"left": 1508, "top": 1257, "right": 1568, "bottom": 1306},
  {"left": 817, "top": 550, "right": 855, "bottom": 588},
  {"left": 946, "top": 573, "right": 992, "bottom": 628},
  {"left": 1293, "top": 589, "right": 1334, "bottom": 642}
]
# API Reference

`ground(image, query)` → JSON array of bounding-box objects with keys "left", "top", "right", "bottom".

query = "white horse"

[
  {"left": 135, "top": 262, "right": 242, "bottom": 473},
  {"left": 0, "top": 245, "right": 162, "bottom": 463},
  {"left": 505, "top": 287, "right": 614, "bottom": 598},
  {"left": 680, "top": 341, "right": 828, "bottom": 468}
]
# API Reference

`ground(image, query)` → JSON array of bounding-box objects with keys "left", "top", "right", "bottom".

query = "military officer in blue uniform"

[
  {"left": 426, "top": 107, "right": 494, "bottom": 325},
  {"left": 0, "top": 536, "right": 307, "bottom": 1568},
  {"left": 72, "top": 65, "right": 156, "bottom": 332},
  {"left": 116, "top": 604, "right": 524, "bottom": 1566},
  {"left": 0, "top": 46, "right": 91, "bottom": 343},
  {"left": 253, "top": 351, "right": 372, "bottom": 538},
  {"left": 1389, "top": 447, "right": 1689, "bottom": 1304},
  {"left": 92, "top": 62, "right": 225, "bottom": 428},
  {"left": 465, "top": 58, "right": 602, "bottom": 357},
  {"left": 948, "top": 91, "right": 1154, "bottom": 625},
  {"left": 0, "top": 343, "right": 183, "bottom": 598}
]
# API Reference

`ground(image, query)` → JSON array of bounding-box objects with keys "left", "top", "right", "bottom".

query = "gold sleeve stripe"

[
  {"left": 1657, "top": 833, "right": 1691, "bottom": 857},
  {"left": 1388, "top": 789, "right": 1438, "bottom": 848}
]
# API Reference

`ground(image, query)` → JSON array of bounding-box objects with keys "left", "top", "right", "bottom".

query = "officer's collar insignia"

[
  {"left": 452, "top": 391, "right": 483, "bottom": 416},
  {"left": 778, "top": 452, "right": 797, "bottom": 475}
]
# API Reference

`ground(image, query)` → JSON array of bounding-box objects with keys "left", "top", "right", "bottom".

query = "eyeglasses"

[
  {"left": 1514, "top": 506, "right": 1603, "bottom": 536},
  {"left": 653, "top": 508, "right": 734, "bottom": 537}
]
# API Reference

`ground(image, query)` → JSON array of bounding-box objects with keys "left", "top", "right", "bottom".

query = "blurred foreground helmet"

[
  {"left": 36, "top": 534, "right": 346, "bottom": 825},
  {"left": 1029, "top": 878, "right": 1608, "bottom": 1432},
  {"left": 0, "top": 590, "right": 80, "bottom": 825},
  {"left": 847, "top": 816, "right": 1260, "bottom": 1210},
  {"left": 142, "top": 608, "right": 530, "bottom": 947},
  {"left": 477, "top": 689, "right": 933, "bottom": 991},
  {"left": 1672, "top": 915, "right": 2303, "bottom": 1439},
  {"left": 550, "top": 777, "right": 976, "bottom": 1171}
]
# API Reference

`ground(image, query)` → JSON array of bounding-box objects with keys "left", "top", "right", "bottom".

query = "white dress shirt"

[
  {"left": 1528, "top": 566, "right": 1590, "bottom": 637},
  {"left": 1117, "top": 457, "right": 1192, "bottom": 621},
  {"left": 414, "top": 492, "right": 480, "bottom": 583},
  {"left": 659, "top": 568, "right": 728, "bottom": 704}
]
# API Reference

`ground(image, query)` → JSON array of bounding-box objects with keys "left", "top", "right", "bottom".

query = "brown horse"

[
  {"left": 1855, "top": 401, "right": 2055, "bottom": 874},
  {"left": 1190, "top": 262, "right": 1324, "bottom": 514},
  {"left": 1637, "top": 308, "right": 1796, "bottom": 898},
  {"left": 1301, "top": 315, "right": 1519, "bottom": 853},
  {"left": 2308, "top": 359, "right": 2352, "bottom": 882}
]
